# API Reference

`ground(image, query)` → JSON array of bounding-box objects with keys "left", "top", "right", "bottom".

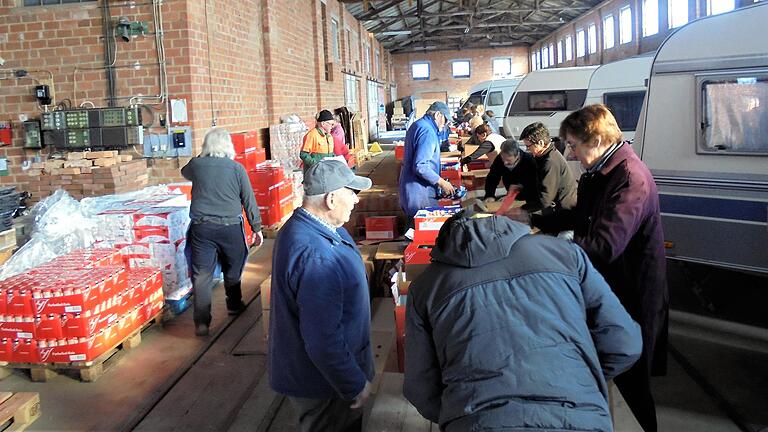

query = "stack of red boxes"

[
  {"left": 440, "top": 156, "right": 462, "bottom": 188},
  {"left": 232, "top": 131, "right": 267, "bottom": 172},
  {"left": 0, "top": 248, "right": 164, "bottom": 364},
  {"left": 248, "top": 162, "right": 294, "bottom": 227},
  {"left": 365, "top": 216, "right": 398, "bottom": 241}
]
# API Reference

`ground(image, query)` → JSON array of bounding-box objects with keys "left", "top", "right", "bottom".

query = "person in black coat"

[
  {"left": 519, "top": 122, "right": 578, "bottom": 214},
  {"left": 532, "top": 104, "right": 669, "bottom": 432},
  {"left": 483, "top": 139, "right": 540, "bottom": 209}
]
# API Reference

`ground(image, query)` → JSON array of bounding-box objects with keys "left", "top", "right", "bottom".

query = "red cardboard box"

[
  {"left": 234, "top": 152, "right": 258, "bottom": 172},
  {"left": 365, "top": 216, "right": 398, "bottom": 241},
  {"left": 466, "top": 160, "right": 491, "bottom": 171},
  {"left": 249, "top": 164, "right": 285, "bottom": 191},
  {"left": 395, "top": 144, "right": 405, "bottom": 161},
  {"left": 252, "top": 148, "right": 266, "bottom": 166},
  {"left": 231, "top": 131, "right": 259, "bottom": 154},
  {"left": 404, "top": 242, "right": 432, "bottom": 265},
  {"left": 0, "top": 338, "right": 10, "bottom": 362}
]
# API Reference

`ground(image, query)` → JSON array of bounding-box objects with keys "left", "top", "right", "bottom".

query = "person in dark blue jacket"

[
  {"left": 404, "top": 211, "right": 642, "bottom": 431},
  {"left": 268, "top": 160, "right": 374, "bottom": 432},
  {"left": 399, "top": 101, "right": 456, "bottom": 224}
]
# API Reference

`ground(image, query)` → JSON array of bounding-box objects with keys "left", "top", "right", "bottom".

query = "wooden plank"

[
  {"left": 374, "top": 241, "right": 408, "bottom": 260},
  {"left": 366, "top": 372, "right": 433, "bottom": 432},
  {"left": 260, "top": 277, "right": 272, "bottom": 310},
  {"left": 0, "top": 392, "right": 41, "bottom": 432},
  {"left": 231, "top": 314, "right": 267, "bottom": 356},
  {"left": 0, "top": 392, "right": 12, "bottom": 405},
  {"left": 227, "top": 370, "right": 285, "bottom": 432},
  {"left": 371, "top": 297, "right": 395, "bottom": 332}
]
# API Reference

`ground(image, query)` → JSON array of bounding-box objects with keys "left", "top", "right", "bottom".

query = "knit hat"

[{"left": 317, "top": 110, "right": 334, "bottom": 122}]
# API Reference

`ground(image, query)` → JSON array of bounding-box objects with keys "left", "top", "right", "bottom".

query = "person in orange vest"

[{"left": 301, "top": 110, "right": 336, "bottom": 170}]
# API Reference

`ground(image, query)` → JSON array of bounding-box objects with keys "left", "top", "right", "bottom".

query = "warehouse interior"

[{"left": 0, "top": 0, "right": 767, "bottom": 431}]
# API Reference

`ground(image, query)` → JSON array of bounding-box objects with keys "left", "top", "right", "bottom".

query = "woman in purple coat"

[{"left": 532, "top": 104, "right": 668, "bottom": 432}]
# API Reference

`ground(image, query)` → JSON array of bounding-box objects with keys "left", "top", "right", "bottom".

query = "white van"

[
  {"left": 459, "top": 77, "right": 523, "bottom": 124},
  {"left": 502, "top": 66, "right": 598, "bottom": 139},
  {"left": 635, "top": 3, "right": 768, "bottom": 274},
  {"left": 584, "top": 54, "right": 653, "bottom": 143}
]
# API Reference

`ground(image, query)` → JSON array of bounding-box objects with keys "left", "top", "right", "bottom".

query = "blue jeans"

[{"left": 189, "top": 222, "right": 248, "bottom": 326}]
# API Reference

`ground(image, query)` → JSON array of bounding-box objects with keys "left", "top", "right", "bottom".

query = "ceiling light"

[{"left": 380, "top": 30, "right": 412, "bottom": 36}]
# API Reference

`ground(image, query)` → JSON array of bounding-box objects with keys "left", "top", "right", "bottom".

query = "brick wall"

[
  {"left": 529, "top": 0, "right": 757, "bottom": 69},
  {"left": 392, "top": 47, "right": 529, "bottom": 101},
  {"left": 0, "top": 0, "right": 394, "bottom": 201}
]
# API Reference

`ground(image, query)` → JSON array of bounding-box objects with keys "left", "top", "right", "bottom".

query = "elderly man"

[
  {"left": 269, "top": 160, "right": 374, "bottom": 432},
  {"left": 520, "top": 122, "right": 577, "bottom": 214},
  {"left": 404, "top": 211, "right": 642, "bottom": 431},
  {"left": 300, "top": 109, "right": 336, "bottom": 169},
  {"left": 399, "top": 101, "right": 456, "bottom": 224},
  {"left": 483, "top": 139, "right": 540, "bottom": 207},
  {"left": 181, "top": 128, "right": 263, "bottom": 337}
]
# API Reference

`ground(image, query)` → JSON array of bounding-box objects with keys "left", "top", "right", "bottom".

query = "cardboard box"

[
  {"left": 413, "top": 206, "right": 462, "bottom": 244},
  {"left": 395, "top": 144, "right": 405, "bottom": 161},
  {"left": 249, "top": 164, "right": 285, "bottom": 192},
  {"left": 365, "top": 216, "right": 398, "bottom": 241},
  {"left": 231, "top": 131, "right": 260, "bottom": 154}
]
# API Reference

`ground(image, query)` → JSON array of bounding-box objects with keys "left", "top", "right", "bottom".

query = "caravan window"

[
  {"left": 461, "top": 91, "right": 486, "bottom": 111},
  {"left": 488, "top": 91, "right": 504, "bottom": 106},
  {"left": 604, "top": 91, "right": 645, "bottom": 132},
  {"left": 699, "top": 74, "right": 768, "bottom": 155},
  {"left": 528, "top": 92, "right": 567, "bottom": 111}
]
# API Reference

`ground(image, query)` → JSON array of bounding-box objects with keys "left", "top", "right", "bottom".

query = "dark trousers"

[
  {"left": 288, "top": 396, "right": 363, "bottom": 432},
  {"left": 614, "top": 353, "right": 657, "bottom": 432},
  {"left": 189, "top": 222, "right": 248, "bottom": 326}
]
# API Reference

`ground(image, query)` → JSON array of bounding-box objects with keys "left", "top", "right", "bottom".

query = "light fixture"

[
  {"left": 463, "top": 27, "right": 470, "bottom": 34},
  {"left": 380, "top": 30, "right": 412, "bottom": 36}
]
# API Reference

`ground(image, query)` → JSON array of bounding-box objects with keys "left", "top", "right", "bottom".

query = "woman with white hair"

[{"left": 181, "top": 127, "right": 263, "bottom": 337}]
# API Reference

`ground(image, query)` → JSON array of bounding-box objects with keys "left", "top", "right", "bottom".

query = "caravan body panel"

[{"left": 636, "top": 3, "right": 768, "bottom": 274}]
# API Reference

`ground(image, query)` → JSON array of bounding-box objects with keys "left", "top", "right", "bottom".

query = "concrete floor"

[{"left": 2, "top": 152, "right": 766, "bottom": 431}]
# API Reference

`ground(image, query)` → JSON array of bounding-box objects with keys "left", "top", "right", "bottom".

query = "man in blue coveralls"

[{"left": 399, "top": 101, "right": 456, "bottom": 227}]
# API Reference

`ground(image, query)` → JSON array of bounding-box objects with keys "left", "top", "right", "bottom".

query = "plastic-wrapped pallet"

[
  {"left": 269, "top": 122, "right": 308, "bottom": 171},
  {"left": 287, "top": 170, "right": 304, "bottom": 209}
]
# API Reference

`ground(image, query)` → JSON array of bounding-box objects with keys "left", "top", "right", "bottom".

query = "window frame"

[
  {"left": 603, "top": 90, "right": 646, "bottom": 132},
  {"left": 330, "top": 18, "right": 341, "bottom": 62},
  {"left": 643, "top": 0, "right": 659, "bottom": 37},
  {"left": 588, "top": 23, "right": 598, "bottom": 54},
  {"left": 528, "top": 91, "right": 569, "bottom": 111},
  {"left": 488, "top": 91, "right": 505, "bottom": 106},
  {"left": 411, "top": 61, "right": 431, "bottom": 80},
  {"left": 576, "top": 28, "right": 586, "bottom": 58},
  {"left": 620, "top": 5, "right": 633, "bottom": 44},
  {"left": 565, "top": 34, "right": 573, "bottom": 61},
  {"left": 451, "top": 59, "right": 471, "bottom": 79},
  {"left": 548, "top": 43, "right": 555, "bottom": 66},
  {"left": 557, "top": 40, "right": 564, "bottom": 64},
  {"left": 542, "top": 46, "right": 550, "bottom": 68},
  {"left": 493, "top": 57, "right": 513, "bottom": 76},
  {"left": 696, "top": 71, "right": 768, "bottom": 156},
  {"left": 603, "top": 15, "right": 615, "bottom": 49}
]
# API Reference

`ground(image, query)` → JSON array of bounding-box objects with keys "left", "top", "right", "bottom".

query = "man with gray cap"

[
  {"left": 269, "top": 159, "right": 374, "bottom": 432},
  {"left": 400, "top": 101, "right": 456, "bottom": 225}
]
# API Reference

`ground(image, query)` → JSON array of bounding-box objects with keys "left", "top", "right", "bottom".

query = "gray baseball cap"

[
  {"left": 304, "top": 160, "right": 373, "bottom": 195},
  {"left": 427, "top": 101, "right": 454, "bottom": 124}
]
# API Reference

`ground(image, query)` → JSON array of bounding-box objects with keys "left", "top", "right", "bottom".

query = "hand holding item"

[
  {"left": 251, "top": 231, "right": 264, "bottom": 248},
  {"left": 350, "top": 380, "right": 372, "bottom": 409},
  {"left": 437, "top": 178, "right": 456, "bottom": 197}
]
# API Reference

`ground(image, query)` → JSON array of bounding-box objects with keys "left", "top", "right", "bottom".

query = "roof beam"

[{"left": 362, "top": 6, "right": 590, "bottom": 21}]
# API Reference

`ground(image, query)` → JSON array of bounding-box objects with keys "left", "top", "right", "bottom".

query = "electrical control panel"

[
  {"left": 101, "top": 127, "right": 129, "bottom": 149},
  {"left": 126, "top": 126, "right": 144, "bottom": 146},
  {"left": 66, "top": 129, "right": 92, "bottom": 149},
  {"left": 41, "top": 112, "right": 65, "bottom": 130},
  {"left": 44, "top": 130, "right": 66, "bottom": 149},
  {"left": 101, "top": 108, "right": 127, "bottom": 127},
  {"left": 23, "top": 120, "right": 43, "bottom": 149},
  {"left": 65, "top": 110, "right": 90, "bottom": 129},
  {"left": 143, "top": 126, "right": 192, "bottom": 158},
  {"left": 125, "top": 107, "right": 142, "bottom": 126}
]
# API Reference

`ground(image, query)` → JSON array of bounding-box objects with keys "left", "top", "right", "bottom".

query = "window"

[
  {"left": 565, "top": 35, "right": 573, "bottom": 61},
  {"left": 669, "top": 0, "right": 689, "bottom": 29},
  {"left": 344, "top": 28, "right": 351, "bottom": 65},
  {"left": 344, "top": 74, "right": 359, "bottom": 112},
  {"left": 330, "top": 18, "right": 340, "bottom": 62},
  {"left": 531, "top": 53, "right": 537, "bottom": 71},
  {"left": 364, "top": 42, "right": 371, "bottom": 74},
  {"left": 452, "top": 60, "right": 471, "bottom": 78},
  {"left": 493, "top": 58, "right": 513, "bottom": 76},
  {"left": 620, "top": 6, "right": 633, "bottom": 44},
  {"left": 576, "top": 29, "right": 586, "bottom": 58},
  {"left": 411, "top": 62, "right": 430, "bottom": 80},
  {"left": 488, "top": 91, "right": 504, "bottom": 106},
  {"left": 557, "top": 40, "right": 564, "bottom": 63},
  {"left": 320, "top": 3, "right": 329, "bottom": 80},
  {"left": 604, "top": 91, "right": 646, "bottom": 131},
  {"left": 528, "top": 92, "right": 568, "bottom": 111},
  {"left": 24, "top": 0, "right": 95, "bottom": 4},
  {"left": 536, "top": 52, "right": 541, "bottom": 70},
  {"left": 374, "top": 49, "right": 380, "bottom": 77},
  {"left": 588, "top": 24, "right": 597, "bottom": 54},
  {"left": 708, "top": 0, "right": 735, "bottom": 15},
  {"left": 603, "top": 15, "right": 615, "bottom": 49},
  {"left": 542, "top": 46, "right": 550, "bottom": 68},
  {"left": 548, "top": 43, "right": 555, "bottom": 66},
  {"left": 643, "top": 0, "right": 659, "bottom": 36},
  {"left": 463, "top": 91, "right": 486, "bottom": 110},
  {"left": 699, "top": 74, "right": 768, "bottom": 154}
]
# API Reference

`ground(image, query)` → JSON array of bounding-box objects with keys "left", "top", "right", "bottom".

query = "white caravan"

[
  {"left": 635, "top": 3, "right": 768, "bottom": 274},
  {"left": 584, "top": 54, "right": 654, "bottom": 143},
  {"left": 459, "top": 77, "right": 524, "bottom": 124},
  {"left": 502, "top": 66, "right": 598, "bottom": 139}
]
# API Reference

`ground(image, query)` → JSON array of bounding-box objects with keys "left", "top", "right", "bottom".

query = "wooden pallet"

[
  {"left": 262, "top": 213, "right": 291, "bottom": 239},
  {"left": 0, "top": 311, "right": 162, "bottom": 383},
  {"left": 0, "top": 392, "right": 40, "bottom": 432}
]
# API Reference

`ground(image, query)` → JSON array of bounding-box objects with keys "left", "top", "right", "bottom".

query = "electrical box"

[
  {"left": 66, "top": 129, "right": 92, "bottom": 149},
  {"left": 171, "top": 128, "right": 186, "bottom": 148},
  {"left": 143, "top": 126, "right": 192, "bottom": 157},
  {"left": 101, "top": 127, "right": 129, "bottom": 149},
  {"left": 125, "top": 106, "right": 142, "bottom": 126},
  {"left": 65, "top": 110, "right": 90, "bottom": 129},
  {"left": 101, "top": 108, "right": 127, "bottom": 127},
  {"left": 0, "top": 123, "right": 11, "bottom": 146},
  {"left": 126, "top": 126, "right": 144, "bottom": 146},
  {"left": 41, "top": 112, "right": 65, "bottom": 130},
  {"left": 23, "top": 120, "right": 42, "bottom": 149},
  {"left": 44, "top": 130, "right": 66, "bottom": 149}
]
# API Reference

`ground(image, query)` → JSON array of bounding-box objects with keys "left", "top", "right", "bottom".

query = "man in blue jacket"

[
  {"left": 399, "top": 101, "right": 457, "bottom": 224},
  {"left": 269, "top": 160, "right": 374, "bottom": 432},
  {"left": 404, "top": 211, "right": 642, "bottom": 431}
]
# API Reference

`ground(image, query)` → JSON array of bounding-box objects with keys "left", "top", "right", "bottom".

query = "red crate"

[
  {"left": 231, "top": 131, "right": 259, "bottom": 154},
  {"left": 249, "top": 164, "right": 285, "bottom": 192}
]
